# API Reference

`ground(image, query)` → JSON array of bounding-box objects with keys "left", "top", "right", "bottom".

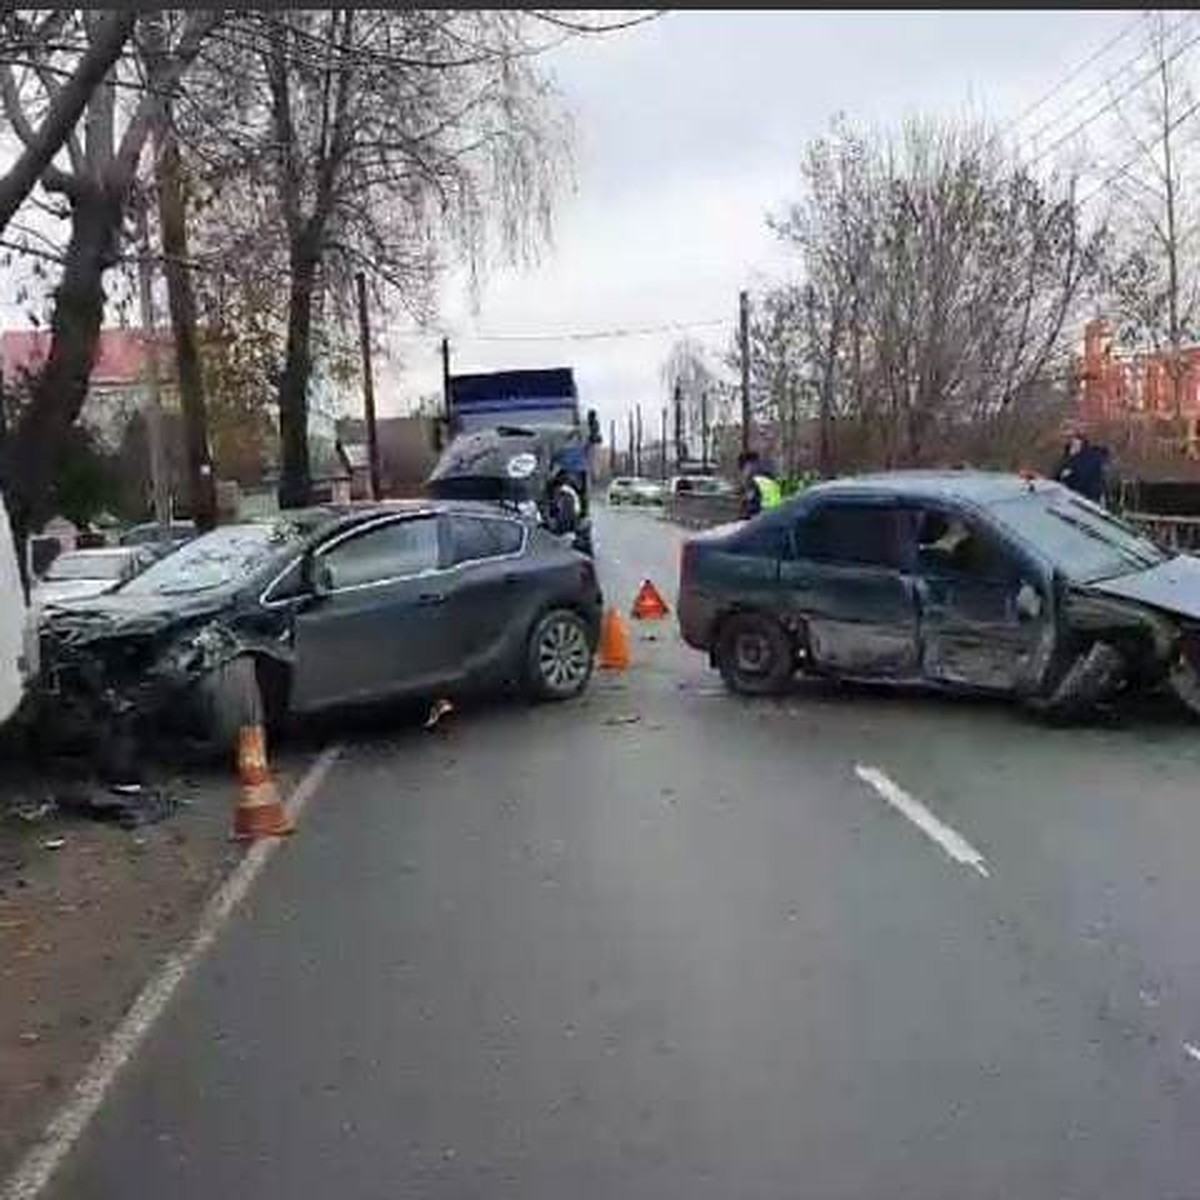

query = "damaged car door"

[
  {"left": 905, "top": 504, "right": 1051, "bottom": 693},
  {"left": 289, "top": 515, "right": 448, "bottom": 712},
  {"left": 781, "top": 498, "right": 919, "bottom": 677}
]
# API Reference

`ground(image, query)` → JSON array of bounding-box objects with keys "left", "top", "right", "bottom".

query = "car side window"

[
  {"left": 320, "top": 517, "right": 439, "bottom": 591},
  {"left": 909, "top": 507, "right": 1019, "bottom": 583},
  {"left": 447, "top": 516, "right": 523, "bottom": 566},
  {"left": 795, "top": 503, "right": 903, "bottom": 568},
  {"left": 732, "top": 521, "right": 787, "bottom": 558}
]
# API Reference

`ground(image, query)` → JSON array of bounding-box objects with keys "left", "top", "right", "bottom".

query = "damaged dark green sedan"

[{"left": 678, "top": 471, "right": 1200, "bottom": 718}]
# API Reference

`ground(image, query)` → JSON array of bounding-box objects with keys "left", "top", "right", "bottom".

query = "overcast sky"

[
  {"left": 376, "top": 8, "right": 1136, "bottom": 428},
  {"left": 0, "top": 9, "right": 1146, "bottom": 431}
]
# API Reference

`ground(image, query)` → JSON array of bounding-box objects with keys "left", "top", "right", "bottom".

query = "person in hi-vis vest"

[{"left": 737, "top": 450, "right": 782, "bottom": 519}]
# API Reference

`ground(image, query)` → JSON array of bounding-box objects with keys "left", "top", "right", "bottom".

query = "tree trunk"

[
  {"left": 6, "top": 188, "right": 120, "bottom": 552},
  {"left": 277, "top": 243, "right": 317, "bottom": 510},
  {"left": 155, "top": 119, "right": 216, "bottom": 531}
]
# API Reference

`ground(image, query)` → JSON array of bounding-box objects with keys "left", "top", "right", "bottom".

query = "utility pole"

[
  {"left": 739, "top": 288, "right": 751, "bottom": 455},
  {"left": 135, "top": 194, "right": 170, "bottom": 526},
  {"left": 355, "top": 272, "right": 381, "bottom": 500},
  {"left": 155, "top": 102, "right": 216, "bottom": 532},
  {"left": 701, "top": 388, "right": 710, "bottom": 471},
  {"left": 609, "top": 418, "right": 617, "bottom": 476},
  {"left": 439, "top": 336, "right": 451, "bottom": 452},
  {"left": 626, "top": 412, "right": 634, "bottom": 476},
  {"left": 673, "top": 381, "right": 684, "bottom": 468},
  {"left": 660, "top": 406, "right": 668, "bottom": 480},
  {"left": 441, "top": 336, "right": 451, "bottom": 418},
  {"left": 635, "top": 404, "right": 643, "bottom": 477}
]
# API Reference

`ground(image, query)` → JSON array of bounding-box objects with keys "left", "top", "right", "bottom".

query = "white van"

[{"left": 0, "top": 491, "right": 29, "bottom": 726}]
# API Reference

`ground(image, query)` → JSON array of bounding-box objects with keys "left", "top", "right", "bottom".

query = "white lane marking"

[
  {"left": 1184, "top": 1043, "right": 1200, "bottom": 1063},
  {"left": 854, "top": 764, "right": 990, "bottom": 879},
  {"left": 1, "top": 742, "right": 344, "bottom": 1200}
]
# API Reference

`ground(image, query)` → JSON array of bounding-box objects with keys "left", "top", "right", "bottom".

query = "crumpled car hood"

[
  {"left": 1088, "top": 555, "right": 1200, "bottom": 622},
  {"left": 41, "top": 589, "right": 231, "bottom": 645}
]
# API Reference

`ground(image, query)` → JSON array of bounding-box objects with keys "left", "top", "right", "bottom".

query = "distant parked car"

[
  {"left": 607, "top": 477, "right": 638, "bottom": 506},
  {"left": 678, "top": 469, "right": 1200, "bottom": 719},
  {"left": 37, "top": 501, "right": 603, "bottom": 757},
  {"left": 668, "top": 474, "right": 735, "bottom": 499},
  {"left": 31, "top": 546, "right": 154, "bottom": 608},
  {"left": 630, "top": 479, "right": 665, "bottom": 507}
]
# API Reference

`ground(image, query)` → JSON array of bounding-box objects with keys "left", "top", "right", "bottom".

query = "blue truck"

[{"left": 429, "top": 367, "right": 600, "bottom": 555}]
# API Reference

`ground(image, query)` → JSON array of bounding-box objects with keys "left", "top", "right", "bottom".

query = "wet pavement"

[{"left": 38, "top": 506, "right": 1200, "bottom": 1199}]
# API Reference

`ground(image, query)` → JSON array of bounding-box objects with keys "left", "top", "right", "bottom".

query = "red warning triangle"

[{"left": 631, "top": 579, "right": 669, "bottom": 620}]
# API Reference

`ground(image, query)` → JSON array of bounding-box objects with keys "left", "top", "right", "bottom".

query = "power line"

[
  {"left": 1018, "top": 11, "right": 1196, "bottom": 152},
  {"left": 387, "top": 316, "right": 733, "bottom": 344},
  {"left": 1023, "top": 20, "right": 1200, "bottom": 170},
  {"left": 1077, "top": 91, "right": 1200, "bottom": 209},
  {"left": 1003, "top": 13, "right": 1143, "bottom": 135}
]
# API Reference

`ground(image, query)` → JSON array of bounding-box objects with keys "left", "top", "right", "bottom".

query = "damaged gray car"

[
  {"left": 34, "top": 501, "right": 603, "bottom": 761},
  {"left": 678, "top": 471, "right": 1200, "bottom": 719}
]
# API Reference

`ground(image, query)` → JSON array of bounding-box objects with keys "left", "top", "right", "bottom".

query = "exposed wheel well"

[{"left": 710, "top": 605, "right": 801, "bottom": 665}]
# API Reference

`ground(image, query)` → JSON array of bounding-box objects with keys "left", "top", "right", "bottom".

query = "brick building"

[{"left": 1077, "top": 318, "right": 1200, "bottom": 458}]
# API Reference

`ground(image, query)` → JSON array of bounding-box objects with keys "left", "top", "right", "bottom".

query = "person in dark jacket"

[{"left": 1055, "top": 430, "right": 1110, "bottom": 504}]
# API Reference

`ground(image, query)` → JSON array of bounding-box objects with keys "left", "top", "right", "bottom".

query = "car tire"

[
  {"left": 715, "top": 611, "right": 794, "bottom": 696},
  {"left": 524, "top": 608, "right": 594, "bottom": 702}
]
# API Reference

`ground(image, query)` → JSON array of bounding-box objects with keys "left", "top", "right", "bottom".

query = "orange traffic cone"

[
  {"left": 232, "top": 724, "right": 294, "bottom": 841},
  {"left": 597, "top": 608, "right": 632, "bottom": 671},
  {"left": 631, "top": 579, "right": 670, "bottom": 620}
]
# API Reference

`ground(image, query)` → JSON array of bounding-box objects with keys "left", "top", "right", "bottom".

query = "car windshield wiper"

[{"left": 1047, "top": 506, "right": 1162, "bottom": 571}]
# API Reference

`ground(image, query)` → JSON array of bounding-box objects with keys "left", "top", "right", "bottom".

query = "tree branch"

[{"left": 110, "top": 10, "right": 225, "bottom": 191}]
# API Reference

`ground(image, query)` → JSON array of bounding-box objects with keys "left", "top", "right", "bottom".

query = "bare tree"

[
  {"left": 1097, "top": 11, "right": 1200, "bottom": 425},
  {"left": 0, "top": 10, "right": 222, "bottom": 545},
  {"left": 0, "top": 10, "right": 136, "bottom": 237},
  {"left": 179, "top": 10, "right": 572, "bottom": 508},
  {"left": 765, "top": 117, "right": 1102, "bottom": 472},
  {"left": 662, "top": 338, "right": 730, "bottom": 465}
]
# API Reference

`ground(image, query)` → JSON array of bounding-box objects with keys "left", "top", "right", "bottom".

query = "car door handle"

[
  {"left": 418, "top": 591, "right": 447, "bottom": 606},
  {"left": 501, "top": 573, "right": 520, "bottom": 586}
]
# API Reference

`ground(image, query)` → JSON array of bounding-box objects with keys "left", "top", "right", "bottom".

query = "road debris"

[
  {"left": 1184, "top": 1042, "right": 1200, "bottom": 1063},
  {"left": 602, "top": 713, "right": 641, "bottom": 726},
  {"left": 52, "top": 782, "right": 182, "bottom": 830},
  {"left": 39, "top": 838, "right": 65, "bottom": 852},
  {"left": 424, "top": 698, "right": 455, "bottom": 730}
]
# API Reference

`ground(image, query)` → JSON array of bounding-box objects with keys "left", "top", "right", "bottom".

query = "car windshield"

[
  {"left": 120, "top": 523, "right": 298, "bottom": 596},
  {"left": 45, "top": 552, "right": 130, "bottom": 581},
  {"left": 989, "top": 492, "right": 1168, "bottom": 582}
]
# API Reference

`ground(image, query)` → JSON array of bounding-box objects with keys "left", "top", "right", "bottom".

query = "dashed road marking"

[
  {"left": 0, "top": 742, "right": 344, "bottom": 1200},
  {"left": 855, "top": 764, "right": 990, "bottom": 879}
]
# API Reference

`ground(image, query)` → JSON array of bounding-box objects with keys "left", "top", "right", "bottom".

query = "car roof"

[
  {"left": 302, "top": 498, "right": 533, "bottom": 537},
  {"left": 802, "top": 470, "right": 1051, "bottom": 506}
]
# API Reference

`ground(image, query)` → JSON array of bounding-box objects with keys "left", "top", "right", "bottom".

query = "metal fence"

[
  {"left": 1123, "top": 511, "right": 1200, "bottom": 552},
  {"left": 664, "top": 493, "right": 742, "bottom": 529}
]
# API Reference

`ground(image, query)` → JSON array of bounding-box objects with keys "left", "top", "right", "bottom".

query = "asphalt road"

[{"left": 42, "top": 506, "right": 1200, "bottom": 1199}]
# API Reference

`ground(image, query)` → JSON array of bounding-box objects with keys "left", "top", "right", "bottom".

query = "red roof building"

[{"left": 0, "top": 328, "right": 173, "bottom": 389}]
